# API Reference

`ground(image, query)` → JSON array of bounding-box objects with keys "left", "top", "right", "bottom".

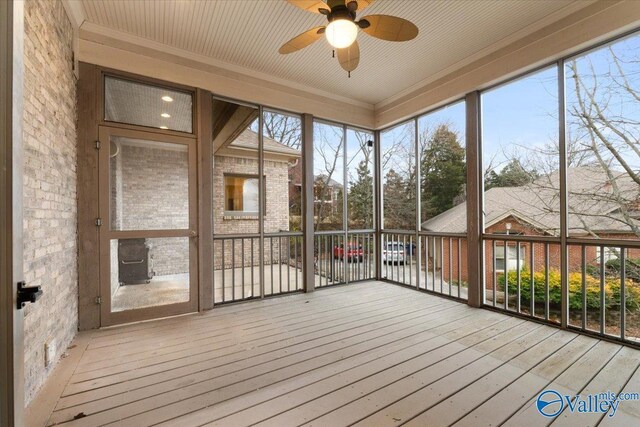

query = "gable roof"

[
  {"left": 422, "top": 166, "right": 640, "bottom": 235},
  {"left": 229, "top": 129, "right": 301, "bottom": 159}
]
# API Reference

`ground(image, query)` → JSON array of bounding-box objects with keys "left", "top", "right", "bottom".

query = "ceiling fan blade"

[
  {"left": 337, "top": 40, "right": 360, "bottom": 72},
  {"left": 279, "top": 26, "right": 326, "bottom": 54},
  {"left": 361, "top": 15, "right": 418, "bottom": 42},
  {"left": 355, "top": 0, "right": 376, "bottom": 11},
  {"left": 287, "top": 0, "right": 331, "bottom": 14}
]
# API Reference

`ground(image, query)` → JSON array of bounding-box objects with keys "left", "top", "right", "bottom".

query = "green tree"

[
  {"left": 383, "top": 169, "right": 414, "bottom": 229},
  {"left": 485, "top": 158, "right": 536, "bottom": 189},
  {"left": 348, "top": 160, "right": 374, "bottom": 228},
  {"left": 420, "top": 125, "right": 466, "bottom": 218}
]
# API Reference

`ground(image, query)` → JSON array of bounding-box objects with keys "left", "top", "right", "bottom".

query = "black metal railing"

[
  {"left": 380, "top": 231, "right": 416, "bottom": 287},
  {"left": 213, "top": 232, "right": 303, "bottom": 304},
  {"left": 420, "top": 232, "right": 468, "bottom": 300},
  {"left": 314, "top": 230, "right": 376, "bottom": 288},
  {"left": 483, "top": 234, "right": 640, "bottom": 345},
  {"left": 381, "top": 231, "right": 467, "bottom": 301},
  {"left": 484, "top": 235, "right": 560, "bottom": 323}
]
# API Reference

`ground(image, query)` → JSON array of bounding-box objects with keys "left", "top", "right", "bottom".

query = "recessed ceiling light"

[
  {"left": 161, "top": 113, "right": 171, "bottom": 118},
  {"left": 161, "top": 95, "right": 173, "bottom": 102},
  {"left": 159, "top": 126, "right": 169, "bottom": 130}
]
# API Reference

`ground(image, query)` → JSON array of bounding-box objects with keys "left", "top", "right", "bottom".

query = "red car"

[{"left": 333, "top": 243, "right": 364, "bottom": 262}]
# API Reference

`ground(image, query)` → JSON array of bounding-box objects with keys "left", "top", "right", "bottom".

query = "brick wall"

[
  {"left": 213, "top": 155, "right": 291, "bottom": 269},
  {"left": 22, "top": 0, "right": 77, "bottom": 404},
  {"left": 109, "top": 148, "right": 292, "bottom": 277},
  {"left": 110, "top": 142, "right": 189, "bottom": 279}
]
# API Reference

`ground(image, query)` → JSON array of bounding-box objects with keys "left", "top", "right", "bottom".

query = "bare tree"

[{"left": 492, "top": 41, "right": 640, "bottom": 243}]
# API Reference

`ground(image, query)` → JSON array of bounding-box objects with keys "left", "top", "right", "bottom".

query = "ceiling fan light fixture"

[{"left": 325, "top": 19, "right": 358, "bottom": 48}]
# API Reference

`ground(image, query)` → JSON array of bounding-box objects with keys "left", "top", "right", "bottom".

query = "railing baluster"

[
  {"left": 449, "top": 237, "right": 453, "bottom": 296},
  {"left": 231, "top": 238, "right": 235, "bottom": 301},
  {"left": 439, "top": 237, "right": 444, "bottom": 294},
  {"left": 545, "top": 243, "right": 549, "bottom": 321},
  {"left": 621, "top": 247, "right": 626, "bottom": 340},
  {"left": 358, "top": 233, "right": 361, "bottom": 281},
  {"left": 492, "top": 240, "right": 497, "bottom": 307},
  {"left": 278, "top": 236, "right": 282, "bottom": 293},
  {"left": 531, "top": 242, "right": 535, "bottom": 317},
  {"left": 287, "top": 236, "right": 291, "bottom": 292},
  {"left": 221, "top": 240, "right": 226, "bottom": 303},
  {"left": 270, "top": 236, "right": 274, "bottom": 295},
  {"left": 241, "top": 238, "right": 245, "bottom": 300},
  {"left": 213, "top": 241, "right": 217, "bottom": 305},
  {"left": 504, "top": 239, "right": 508, "bottom": 311},
  {"left": 516, "top": 242, "right": 521, "bottom": 313},
  {"left": 581, "top": 245, "right": 586, "bottom": 330},
  {"left": 457, "top": 238, "right": 462, "bottom": 299},
  {"left": 326, "top": 235, "right": 330, "bottom": 286},
  {"left": 432, "top": 237, "right": 436, "bottom": 293},
  {"left": 294, "top": 236, "right": 298, "bottom": 291},
  {"left": 399, "top": 234, "right": 402, "bottom": 283},
  {"left": 403, "top": 234, "right": 407, "bottom": 285},
  {"left": 600, "top": 245, "right": 605, "bottom": 335}
]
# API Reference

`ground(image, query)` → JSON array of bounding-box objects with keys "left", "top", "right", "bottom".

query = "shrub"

[{"left": 496, "top": 269, "right": 640, "bottom": 311}]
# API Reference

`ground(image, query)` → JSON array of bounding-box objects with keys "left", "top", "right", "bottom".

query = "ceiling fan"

[{"left": 279, "top": 0, "right": 418, "bottom": 77}]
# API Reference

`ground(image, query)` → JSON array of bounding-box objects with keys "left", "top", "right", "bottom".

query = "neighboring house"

[
  {"left": 421, "top": 167, "right": 640, "bottom": 287},
  {"left": 313, "top": 174, "right": 344, "bottom": 218}
]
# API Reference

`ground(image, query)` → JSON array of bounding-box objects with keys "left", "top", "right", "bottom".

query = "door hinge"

[
  {"left": 95, "top": 296, "right": 102, "bottom": 304},
  {"left": 17, "top": 281, "right": 43, "bottom": 310},
  {"left": 95, "top": 140, "right": 101, "bottom": 150},
  {"left": 95, "top": 217, "right": 102, "bottom": 226}
]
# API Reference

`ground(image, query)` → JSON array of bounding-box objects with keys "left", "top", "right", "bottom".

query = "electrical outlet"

[{"left": 45, "top": 340, "right": 56, "bottom": 368}]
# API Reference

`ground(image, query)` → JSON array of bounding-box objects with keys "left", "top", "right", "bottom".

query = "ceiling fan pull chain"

[
  {"left": 332, "top": 50, "right": 335, "bottom": 58},
  {"left": 348, "top": 71, "right": 351, "bottom": 78}
]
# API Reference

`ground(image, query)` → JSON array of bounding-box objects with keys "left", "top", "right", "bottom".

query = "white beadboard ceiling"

[{"left": 78, "top": 0, "right": 592, "bottom": 105}]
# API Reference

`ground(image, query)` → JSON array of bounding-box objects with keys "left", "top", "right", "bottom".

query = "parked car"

[
  {"left": 382, "top": 241, "right": 405, "bottom": 264},
  {"left": 333, "top": 243, "right": 364, "bottom": 262},
  {"left": 405, "top": 242, "right": 416, "bottom": 256}
]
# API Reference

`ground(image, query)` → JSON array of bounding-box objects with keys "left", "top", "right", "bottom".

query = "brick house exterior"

[{"left": 422, "top": 167, "right": 640, "bottom": 289}]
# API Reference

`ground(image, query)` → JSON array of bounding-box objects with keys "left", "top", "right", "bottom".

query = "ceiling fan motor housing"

[{"left": 325, "top": 5, "right": 356, "bottom": 23}]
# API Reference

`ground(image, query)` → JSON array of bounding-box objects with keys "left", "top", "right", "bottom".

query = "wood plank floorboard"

[{"left": 26, "top": 281, "right": 640, "bottom": 427}]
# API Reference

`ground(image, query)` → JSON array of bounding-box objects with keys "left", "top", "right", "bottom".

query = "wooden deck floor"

[{"left": 29, "top": 281, "right": 640, "bottom": 427}]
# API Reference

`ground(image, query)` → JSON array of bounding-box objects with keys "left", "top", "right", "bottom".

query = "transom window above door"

[{"left": 104, "top": 75, "right": 194, "bottom": 133}]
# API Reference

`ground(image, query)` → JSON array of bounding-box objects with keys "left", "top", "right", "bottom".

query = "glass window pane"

[
  {"left": 105, "top": 76, "right": 193, "bottom": 133},
  {"left": 382, "top": 121, "right": 416, "bottom": 230},
  {"left": 482, "top": 66, "right": 559, "bottom": 236},
  {"left": 262, "top": 110, "right": 303, "bottom": 233},
  {"left": 223, "top": 175, "right": 263, "bottom": 214},
  {"left": 566, "top": 34, "right": 640, "bottom": 240},
  {"left": 418, "top": 101, "right": 466, "bottom": 228},
  {"left": 110, "top": 237, "right": 190, "bottom": 312},
  {"left": 314, "top": 121, "right": 344, "bottom": 231},
  {"left": 347, "top": 128, "right": 374, "bottom": 230},
  {"left": 110, "top": 136, "right": 189, "bottom": 231}
]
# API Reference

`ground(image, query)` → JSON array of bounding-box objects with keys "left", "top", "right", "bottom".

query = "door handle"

[{"left": 17, "top": 281, "right": 43, "bottom": 310}]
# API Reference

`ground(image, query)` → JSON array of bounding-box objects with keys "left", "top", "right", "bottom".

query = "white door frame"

[{"left": 0, "top": 1, "right": 25, "bottom": 425}]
